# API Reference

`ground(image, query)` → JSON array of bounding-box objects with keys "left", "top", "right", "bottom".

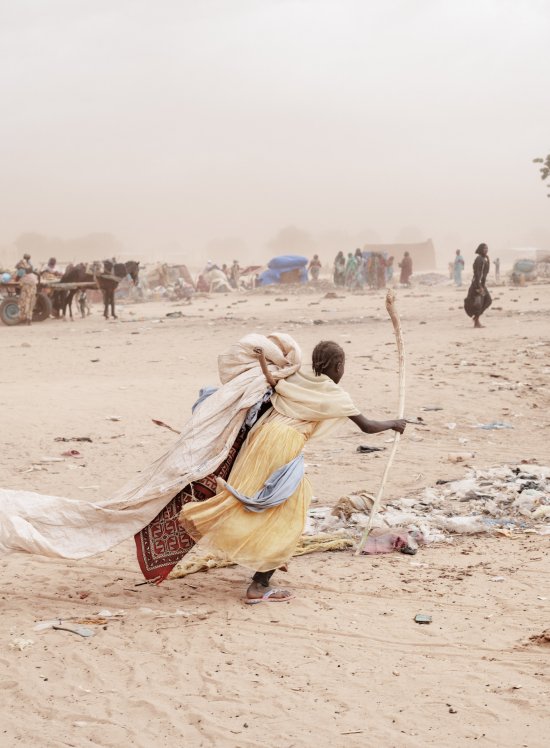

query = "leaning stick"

[{"left": 355, "top": 289, "right": 406, "bottom": 554}]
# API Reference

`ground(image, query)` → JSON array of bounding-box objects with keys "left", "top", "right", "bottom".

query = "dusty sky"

[{"left": 1, "top": 0, "right": 549, "bottom": 263}]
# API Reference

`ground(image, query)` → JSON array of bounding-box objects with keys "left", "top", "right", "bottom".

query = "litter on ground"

[{"left": 306, "top": 463, "right": 550, "bottom": 544}]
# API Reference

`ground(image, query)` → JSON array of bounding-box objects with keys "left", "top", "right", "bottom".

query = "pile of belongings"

[
  {"left": 197, "top": 263, "right": 232, "bottom": 293},
  {"left": 258, "top": 255, "right": 308, "bottom": 286},
  {"left": 511, "top": 258, "right": 537, "bottom": 284},
  {"left": 140, "top": 263, "right": 196, "bottom": 299}
]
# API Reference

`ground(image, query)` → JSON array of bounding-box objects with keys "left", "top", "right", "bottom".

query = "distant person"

[
  {"left": 366, "top": 254, "right": 376, "bottom": 288},
  {"left": 464, "top": 243, "right": 492, "bottom": 328},
  {"left": 229, "top": 260, "right": 241, "bottom": 289},
  {"left": 308, "top": 254, "right": 322, "bottom": 281},
  {"left": 386, "top": 256, "right": 395, "bottom": 284},
  {"left": 398, "top": 251, "right": 413, "bottom": 286},
  {"left": 222, "top": 263, "right": 229, "bottom": 278},
  {"left": 377, "top": 253, "right": 387, "bottom": 288},
  {"left": 16, "top": 253, "right": 33, "bottom": 278},
  {"left": 351, "top": 249, "right": 365, "bottom": 290},
  {"left": 453, "top": 249, "right": 465, "bottom": 286},
  {"left": 18, "top": 268, "right": 38, "bottom": 325},
  {"left": 494, "top": 257, "right": 500, "bottom": 282},
  {"left": 41, "top": 257, "right": 61, "bottom": 278},
  {"left": 78, "top": 289, "right": 90, "bottom": 317},
  {"left": 333, "top": 251, "right": 345, "bottom": 286},
  {"left": 344, "top": 252, "right": 357, "bottom": 288}
]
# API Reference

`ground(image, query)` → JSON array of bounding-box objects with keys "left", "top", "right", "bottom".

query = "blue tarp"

[{"left": 258, "top": 255, "right": 308, "bottom": 286}]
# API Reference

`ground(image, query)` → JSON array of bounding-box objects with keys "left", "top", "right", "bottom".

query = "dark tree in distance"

[{"left": 533, "top": 155, "right": 550, "bottom": 197}]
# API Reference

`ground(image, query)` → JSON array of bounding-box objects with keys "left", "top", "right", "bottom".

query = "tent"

[{"left": 362, "top": 239, "right": 436, "bottom": 271}]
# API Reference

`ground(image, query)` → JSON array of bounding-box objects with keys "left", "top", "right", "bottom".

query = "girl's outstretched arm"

[
  {"left": 349, "top": 414, "right": 406, "bottom": 434},
  {"left": 253, "top": 347, "right": 277, "bottom": 388}
]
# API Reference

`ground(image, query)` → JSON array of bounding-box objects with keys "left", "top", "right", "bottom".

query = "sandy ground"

[{"left": 0, "top": 279, "right": 549, "bottom": 747}]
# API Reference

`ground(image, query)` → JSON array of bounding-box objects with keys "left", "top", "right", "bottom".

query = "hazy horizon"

[{"left": 1, "top": 0, "right": 549, "bottom": 267}]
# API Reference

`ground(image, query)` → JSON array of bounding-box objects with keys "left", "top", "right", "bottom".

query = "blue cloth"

[
  {"left": 191, "top": 386, "right": 219, "bottom": 413},
  {"left": 244, "top": 388, "right": 273, "bottom": 427},
  {"left": 223, "top": 453, "right": 305, "bottom": 513},
  {"left": 258, "top": 256, "right": 309, "bottom": 286},
  {"left": 191, "top": 387, "right": 273, "bottom": 423},
  {"left": 267, "top": 255, "right": 308, "bottom": 271}
]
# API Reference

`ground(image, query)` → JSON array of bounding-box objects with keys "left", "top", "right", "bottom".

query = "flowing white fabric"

[{"left": 0, "top": 333, "right": 301, "bottom": 559}]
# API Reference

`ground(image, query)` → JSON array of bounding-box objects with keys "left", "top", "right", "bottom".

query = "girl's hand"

[{"left": 392, "top": 419, "right": 407, "bottom": 434}]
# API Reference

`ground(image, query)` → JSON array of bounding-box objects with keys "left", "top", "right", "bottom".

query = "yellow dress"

[{"left": 178, "top": 369, "right": 360, "bottom": 572}]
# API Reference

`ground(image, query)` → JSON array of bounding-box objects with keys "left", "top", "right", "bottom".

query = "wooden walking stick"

[{"left": 355, "top": 289, "right": 406, "bottom": 554}]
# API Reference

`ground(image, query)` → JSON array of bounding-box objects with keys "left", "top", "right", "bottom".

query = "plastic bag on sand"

[
  {"left": 512, "top": 491, "right": 546, "bottom": 517},
  {"left": 412, "top": 523, "right": 446, "bottom": 544},
  {"left": 433, "top": 516, "right": 487, "bottom": 534},
  {"left": 360, "top": 530, "right": 417, "bottom": 555}
]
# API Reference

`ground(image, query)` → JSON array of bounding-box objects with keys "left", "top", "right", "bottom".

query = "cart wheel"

[
  {"left": 33, "top": 291, "right": 52, "bottom": 322},
  {"left": 0, "top": 297, "right": 21, "bottom": 326}
]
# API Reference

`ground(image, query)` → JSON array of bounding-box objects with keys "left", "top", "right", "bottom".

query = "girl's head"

[
  {"left": 475, "top": 243, "right": 488, "bottom": 256},
  {"left": 312, "top": 340, "right": 345, "bottom": 383}
]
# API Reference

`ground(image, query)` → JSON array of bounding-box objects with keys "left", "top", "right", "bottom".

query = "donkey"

[
  {"left": 51, "top": 263, "right": 92, "bottom": 320},
  {"left": 97, "top": 261, "right": 140, "bottom": 319}
]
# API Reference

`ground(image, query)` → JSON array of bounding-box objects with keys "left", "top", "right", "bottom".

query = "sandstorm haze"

[{"left": 1, "top": 0, "right": 549, "bottom": 267}]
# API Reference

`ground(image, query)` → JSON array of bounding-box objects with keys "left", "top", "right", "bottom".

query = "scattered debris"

[
  {"left": 414, "top": 614, "right": 432, "bottom": 624},
  {"left": 331, "top": 493, "right": 374, "bottom": 520},
  {"left": 52, "top": 624, "right": 95, "bottom": 638},
  {"left": 356, "top": 445, "right": 385, "bottom": 454},
  {"left": 308, "top": 464, "right": 550, "bottom": 542},
  {"left": 9, "top": 638, "right": 34, "bottom": 651},
  {"left": 60, "top": 450, "right": 82, "bottom": 458},
  {"left": 528, "top": 629, "right": 550, "bottom": 647},
  {"left": 152, "top": 418, "right": 181, "bottom": 435},
  {"left": 54, "top": 436, "right": 93, "bottom": 443},
  {"left": 448, "top": 453, "right": 476, "bottom": 464},
  {"left": 475, "top": 421, "right": 514, "bottom": 430}
]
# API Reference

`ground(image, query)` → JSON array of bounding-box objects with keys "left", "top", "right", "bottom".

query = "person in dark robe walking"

[
  {"left": 398, "top": 251, "right": 413, "bottom": 286},
  {"left": 464, "top": 243, "right": 492, "bottom": 328}
]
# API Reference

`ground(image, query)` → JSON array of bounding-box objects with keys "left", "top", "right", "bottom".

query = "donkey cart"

[{"left": 0, "top": 280, "right": 96, "bottom": 326}]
